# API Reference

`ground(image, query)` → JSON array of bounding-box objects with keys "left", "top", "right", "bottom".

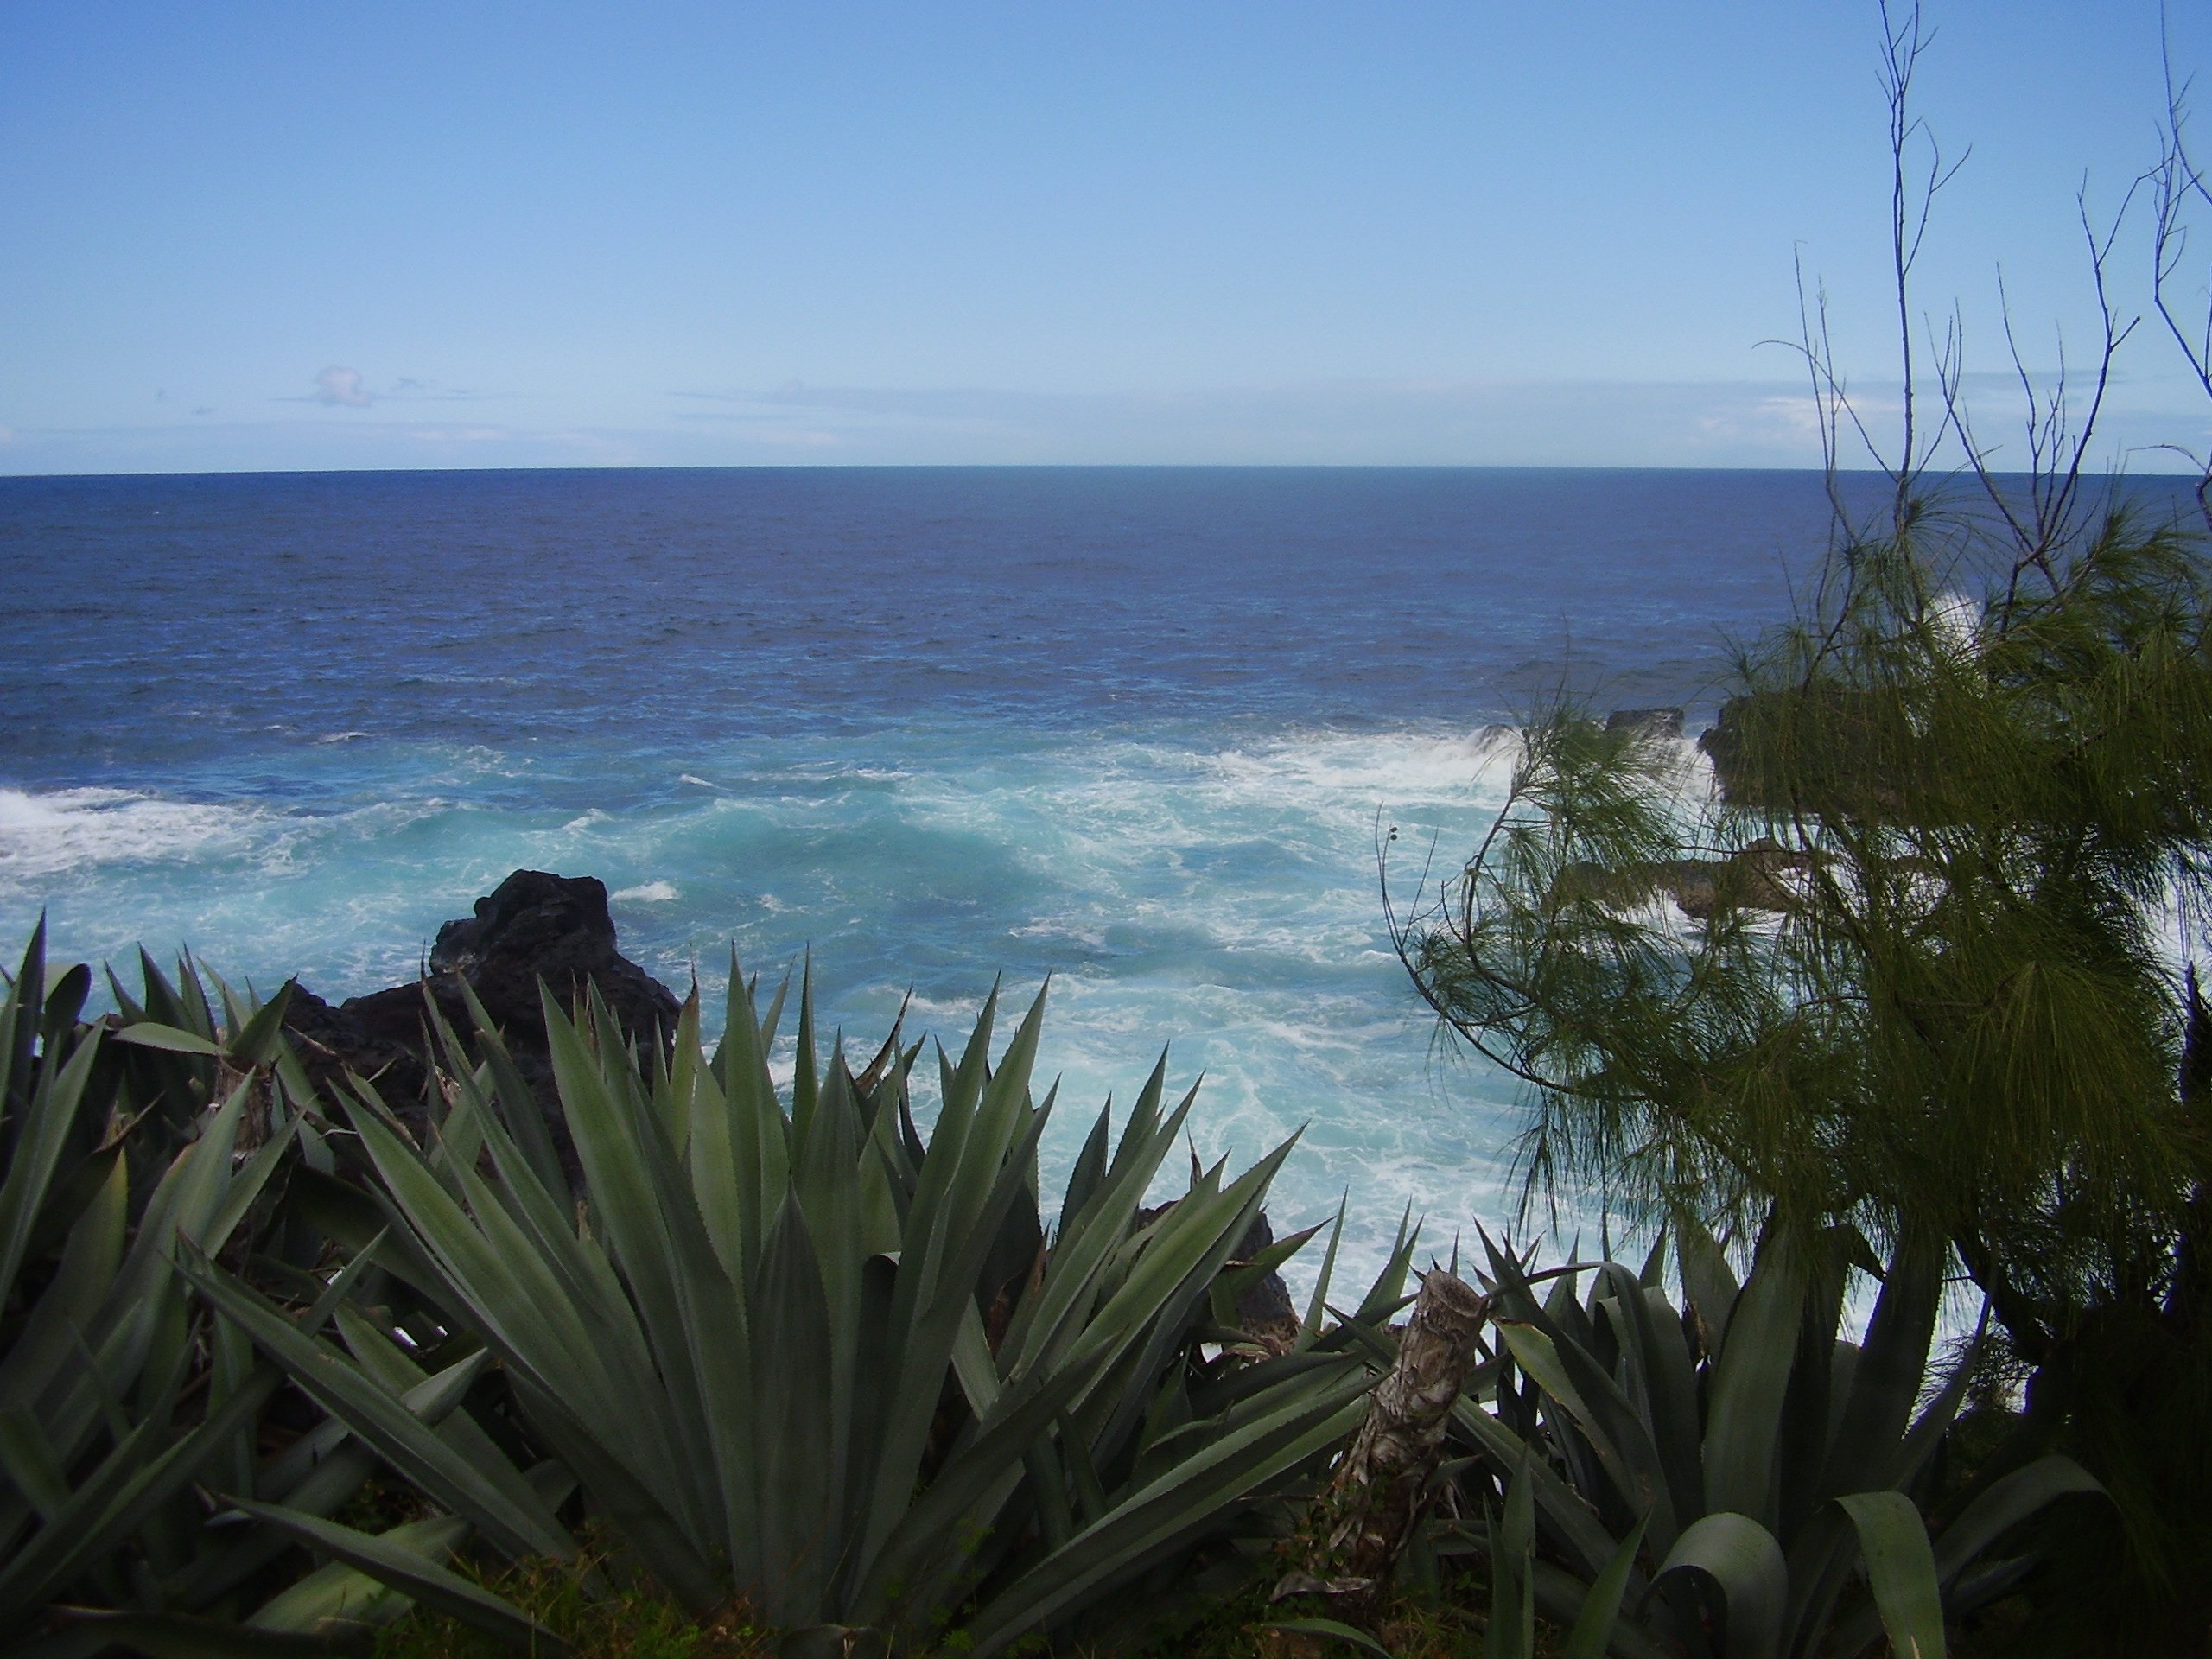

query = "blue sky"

[{"left": 3, "top": 2, "right": 2208, "bottom": 472}]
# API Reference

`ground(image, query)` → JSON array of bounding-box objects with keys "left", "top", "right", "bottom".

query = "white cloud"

[
  {"left": 381, "top": 378, "right": 493, "bottom": 403},
  {"left": 1754, "top": 395, "right": 1824, "bottom": 435},
  {"left": 312, "top": 366, "right": 372, "bottom": 408}
]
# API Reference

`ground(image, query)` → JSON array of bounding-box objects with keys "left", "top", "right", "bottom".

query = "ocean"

[{"left": 0, "top": 464, "right": 2112, "bottom": 1287}]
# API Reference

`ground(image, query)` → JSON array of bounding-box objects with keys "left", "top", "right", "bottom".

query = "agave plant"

[
  {"left": 0, "top": 925, "right": 563, "bottom": 1657},
  {"left": 200, "top": 963, "right": 1380, "bottom": 1656},
  {"left": 1441, "top": 1217, "right": 2103, "bottom": 1659}
]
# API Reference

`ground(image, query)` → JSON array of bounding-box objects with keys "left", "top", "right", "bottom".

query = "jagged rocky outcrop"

[
  {"left": 282, "top": 868, "right": 1299, "bottom": 1344},
  {"left": 1226, "top": 1209, "right": 1300, "bottom": 1345},
  {"left": 1605, "top": 706, "right": 1684, "bottom": 741},
  {"left": 423, "top": 869, "right": 681, "bottom": 1040},
  {"left": 1554, "top": 836, "right": 1807, "bottom": 920},
  {"left": 281, "top": 871, "right": 681, "bottom": 1159},
  {"left": 1651, "top": 836, "right": 1807, "bottom": 918},
  {"left": 1136, "top": 1200, "right": 1299, "bottom": 1351},
  {"left": 1697, "top": 686, "right": 1922, "bottom": 814}
]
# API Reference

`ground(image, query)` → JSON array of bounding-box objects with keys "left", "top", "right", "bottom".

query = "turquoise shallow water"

[
  {"left": 0, "top": 716, "right": 1536, "bottom": 1284},
  {"left": 14, "top": 463, "right": 2084, "bottom": 1287}
]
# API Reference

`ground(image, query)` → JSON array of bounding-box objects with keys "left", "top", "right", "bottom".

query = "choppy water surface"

[{"left": 0, "top": 465, "right": 1986, "bottom": 1281}]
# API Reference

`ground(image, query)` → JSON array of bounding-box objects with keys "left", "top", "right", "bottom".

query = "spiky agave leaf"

[
  {"left": 245, "top": 960, "right": 1353, "bottom": 1653},
  {"left": 1459, "top": 1225, "right": 2101, "bottom": 1659}
]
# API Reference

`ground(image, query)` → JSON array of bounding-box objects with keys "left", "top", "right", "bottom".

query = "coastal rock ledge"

[
  {"left": 281, "top": 870, "right": 679, "bottom": 1159},
  {"left": 277, "top": 868, "right": 1296, "bottom": 1338}
]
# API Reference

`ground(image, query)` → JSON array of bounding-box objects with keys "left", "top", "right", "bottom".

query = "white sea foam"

[
  {"left": 1203, "top": 728, "right": 1517, "bottom": 802},
  {"left": 0, "top": 787, "right": 260, "bottom": 885},
  {"left": 4, "top": 718, "right": 1559, "bottom": 1294}
]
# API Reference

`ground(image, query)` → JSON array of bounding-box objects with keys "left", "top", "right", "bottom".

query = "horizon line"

[{"left": 4, "top": 459, "right": 2206, "bottom": 484}]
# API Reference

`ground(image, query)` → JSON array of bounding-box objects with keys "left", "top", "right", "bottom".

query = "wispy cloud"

[
  {"left": 287, "top": 368, "right": 497, "bottom": 409},
  {"left": 652, "top": 374, "right": 2212, "bottom": 471},
  {"left": 1697, "top": 393, "right": 1827, "bottom": 442},
  {"left": 0, "top": 416, "right": 642, "bottom": 474},
  {"left": 402, "top": 426, "right": 512, "bottom": 443},
  {"left": 388, "top": 377, "right": 489, "bottom": 400},
  {"left": 664, "top": 378, "right": 1894, "bottom": 466}
]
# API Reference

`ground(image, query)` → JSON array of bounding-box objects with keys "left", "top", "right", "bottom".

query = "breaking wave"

[
  {"left": 0, "top": 720, "right": 1554, "bottom": 1288},
  {"left": 0, "top": 787, "right": 262, "bottom": 886}
]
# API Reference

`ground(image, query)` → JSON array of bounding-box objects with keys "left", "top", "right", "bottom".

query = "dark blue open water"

[{"left": 9, "top": 465, "right": 2177, "bottom": 1280}]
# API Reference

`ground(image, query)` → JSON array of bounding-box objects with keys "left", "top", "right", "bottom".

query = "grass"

[
  {"left": 369, "top": 1530, "right": 772, "bottom": 1659},
  {"left": 365, "top": 1550, "right": 1547, "bottom": 1659}
]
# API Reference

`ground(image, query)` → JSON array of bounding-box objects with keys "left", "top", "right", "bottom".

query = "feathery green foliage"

[
  {"left": 1384, "top": 14, "right": 2212, "bottom": 1631},
  {"left": 1386, "top": 492, "right": 2212, "bottom": 1645},
  {"left": 1392, "top": 505, "right": 2212, "bottom": 1280}
]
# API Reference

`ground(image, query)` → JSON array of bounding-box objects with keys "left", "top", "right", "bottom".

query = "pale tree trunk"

[{"left": 1274, "top": 1268, "right": 1491, "bottom": 1623}]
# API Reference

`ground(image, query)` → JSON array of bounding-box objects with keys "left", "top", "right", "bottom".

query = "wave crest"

[{"left": 0, "top": 787, "right": 259, "bottom": 886}]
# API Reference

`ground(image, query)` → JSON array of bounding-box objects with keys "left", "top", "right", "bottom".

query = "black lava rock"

[{"left": 282, "top": 870, "right": 682, "bottom": 1191}]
